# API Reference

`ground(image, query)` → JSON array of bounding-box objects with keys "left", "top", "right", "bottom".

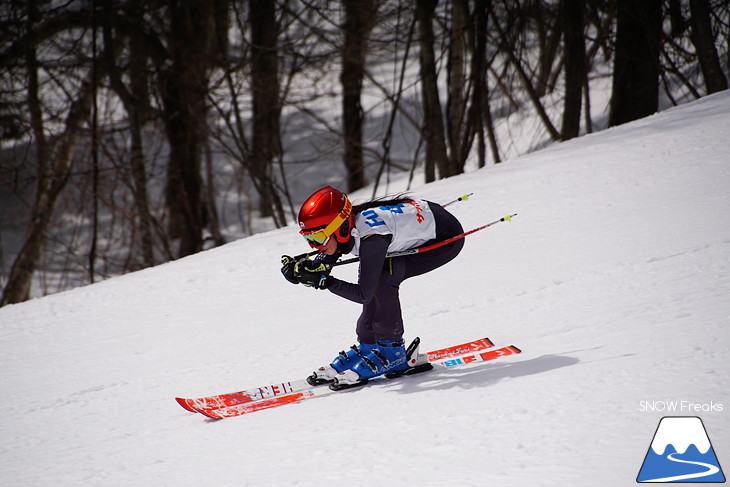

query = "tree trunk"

[
  {"left": 446, "top": 0, "right": 468, "bottom": 176},
  {"left": 560, "top": 0, "right": 585, "bottom": 140},
  {"left": 608, "top": 0, "right": 662, "bottom": 127},
  {"left": 250, "top": 0, "right": 284, "bottom": 221},
  {"left": 471, "top": 0, "right": 487, "bottom": 168},
  {"left": 204, "top": 139, "right": 225, "bottom": 246},
  {"left": 102, "top": 0, "right": 156, "bottom": 268},
  {"left": 159, "top": 0, "right": 216, "bottom": 257},
  {"left": 416, "top": 0, "right": 449, "bottom": 182},
  {"left": 688, "top": 0, "right": 728, "bottom": 94},
  {"left": 341, "top": 0, "right": 376, "bottom": 192},
  {"left": 476, "top": 0, "right": 501, "bottom": 165}
]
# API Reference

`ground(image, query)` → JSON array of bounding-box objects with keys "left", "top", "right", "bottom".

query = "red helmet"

[{"left": 298, "top": 186, "right": 354, "bottom": 247}]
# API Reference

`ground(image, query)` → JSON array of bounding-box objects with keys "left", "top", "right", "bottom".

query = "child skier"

[{"left": 281, "top": 186, "right": 464, "bottom": 387}]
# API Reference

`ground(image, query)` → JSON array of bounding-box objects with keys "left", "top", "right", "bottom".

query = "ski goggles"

[{"left": 299, "top": 198, "right": 353, "bottom": 248}]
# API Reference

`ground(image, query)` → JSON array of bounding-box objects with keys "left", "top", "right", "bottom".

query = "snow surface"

[{"left": 2, "top": 92, "right": 729, "bottom": 486}]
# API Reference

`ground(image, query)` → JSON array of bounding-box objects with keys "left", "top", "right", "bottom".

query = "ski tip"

[
  {"left": 482, "top": 337, "right": 495, "bottom": 348},
  {"left": 509, "top": 345, "right": 522, "bottom": 354},
  {"left": 175, "top": 397, "right": 196, "bottom": 412}
]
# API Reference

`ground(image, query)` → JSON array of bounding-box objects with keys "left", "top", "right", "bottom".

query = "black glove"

[
  {"left": 294, "top": 259, "right": 332, "bottom": 289},
  {"left": 281, "top": 255, "right": 300, "bottom": 285}
]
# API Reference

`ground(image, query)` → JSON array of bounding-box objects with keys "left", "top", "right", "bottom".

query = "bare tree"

[
  {"left": 609, "top": 0, "right": 662, "bottom": 127},
  {"left": 689, "top": 0, "right": 728, "bottom": 93},
  {"left": 1, "top": 0, "right": 99, "bottom": 305},
  {"left": 157, "top": 1, "right": 225, "bottom": 258},
  {"left": 250, "top": 0, "right": 286, "bottom": 224},
  {"left": 416, "top": 0, "right": 449, "bottom": 182},
  {"left": 2, "top": 75, "right": 96, "bottom": 305},
  {"left": 560, "top": 0, "right": 586, "bottom": 140},
  {"left": 489, "top": 4, "right": 561, "bottom": 142},
  {"left": 445, "top": 0, "right": 468, "bottom": 176},
  {"left": 472, "top": 0, "right": 500, "bottom": 166},
  {"left": 533, "top": 2, "right": 563, "bottom": 99},
  {"left": 101, "top": 0, "right": 156, "bottom": 268},
  {"left": 341, "top": 0, "right": 376, "bottom": 192}
]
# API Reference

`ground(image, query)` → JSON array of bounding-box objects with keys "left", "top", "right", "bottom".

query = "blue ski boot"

[
  {"left": 308, "top": 343, "right": 376, "bottom": 385},
  {"left": 332, "top": 339, "right": 409, "bottom": 388}
]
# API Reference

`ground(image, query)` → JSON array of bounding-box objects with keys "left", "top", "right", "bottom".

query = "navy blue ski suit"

[{"left": 317, "top": 202, "right": 464, "bottom": 343}]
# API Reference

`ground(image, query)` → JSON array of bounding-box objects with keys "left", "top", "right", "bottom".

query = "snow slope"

[{"left": 1, "top": 92, "right": 729, "bottom": 486}]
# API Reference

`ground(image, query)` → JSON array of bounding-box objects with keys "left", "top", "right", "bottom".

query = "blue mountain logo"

[{"left": 637, "top": 416, "right": 725, "bottom": 483}]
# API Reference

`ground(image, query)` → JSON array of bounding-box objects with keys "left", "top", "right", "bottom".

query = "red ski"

[
  {"left": 176, "top": 337, "right": 494, "bottom": 413},
  {"left": 198, "top": 343, "right": 521, "bottom": 419}
]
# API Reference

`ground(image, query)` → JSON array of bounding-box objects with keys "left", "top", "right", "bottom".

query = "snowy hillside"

[{"left": 1, "top": 91, "right": 729, "bottom": 486}]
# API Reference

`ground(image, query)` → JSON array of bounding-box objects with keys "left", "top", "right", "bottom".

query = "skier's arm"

[{"left": 327, "top": 234, "right": 391, "bottom": 304}]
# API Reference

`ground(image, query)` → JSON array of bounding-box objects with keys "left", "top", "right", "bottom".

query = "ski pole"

[
  {"left": 332, "top": 213, "right": 517, "bottom": 267},
  {"left": 442, "top": 193, "right": 473, "bottom": 207}
]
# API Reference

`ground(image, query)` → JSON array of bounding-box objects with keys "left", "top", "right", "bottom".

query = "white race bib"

[{"left": 351, "top": 200, "right": 436, "bottom": 254}]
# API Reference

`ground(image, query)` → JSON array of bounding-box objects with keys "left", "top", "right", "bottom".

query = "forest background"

[{"left": 1, "top": 0, "right": 728, "bottom": 305}]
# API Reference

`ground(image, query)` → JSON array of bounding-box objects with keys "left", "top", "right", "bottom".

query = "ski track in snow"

[{"left": 1, "top": 92, "right": 729, "bottom": 486}]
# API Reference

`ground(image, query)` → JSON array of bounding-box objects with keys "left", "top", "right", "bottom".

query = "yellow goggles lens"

[{"left": 301, "top": 228, "right": 331, "bottom": 247}]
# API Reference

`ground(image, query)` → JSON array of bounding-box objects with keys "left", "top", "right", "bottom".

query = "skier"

[{"left": 281, "top": 186, "right": 464, "bottom": 386}]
